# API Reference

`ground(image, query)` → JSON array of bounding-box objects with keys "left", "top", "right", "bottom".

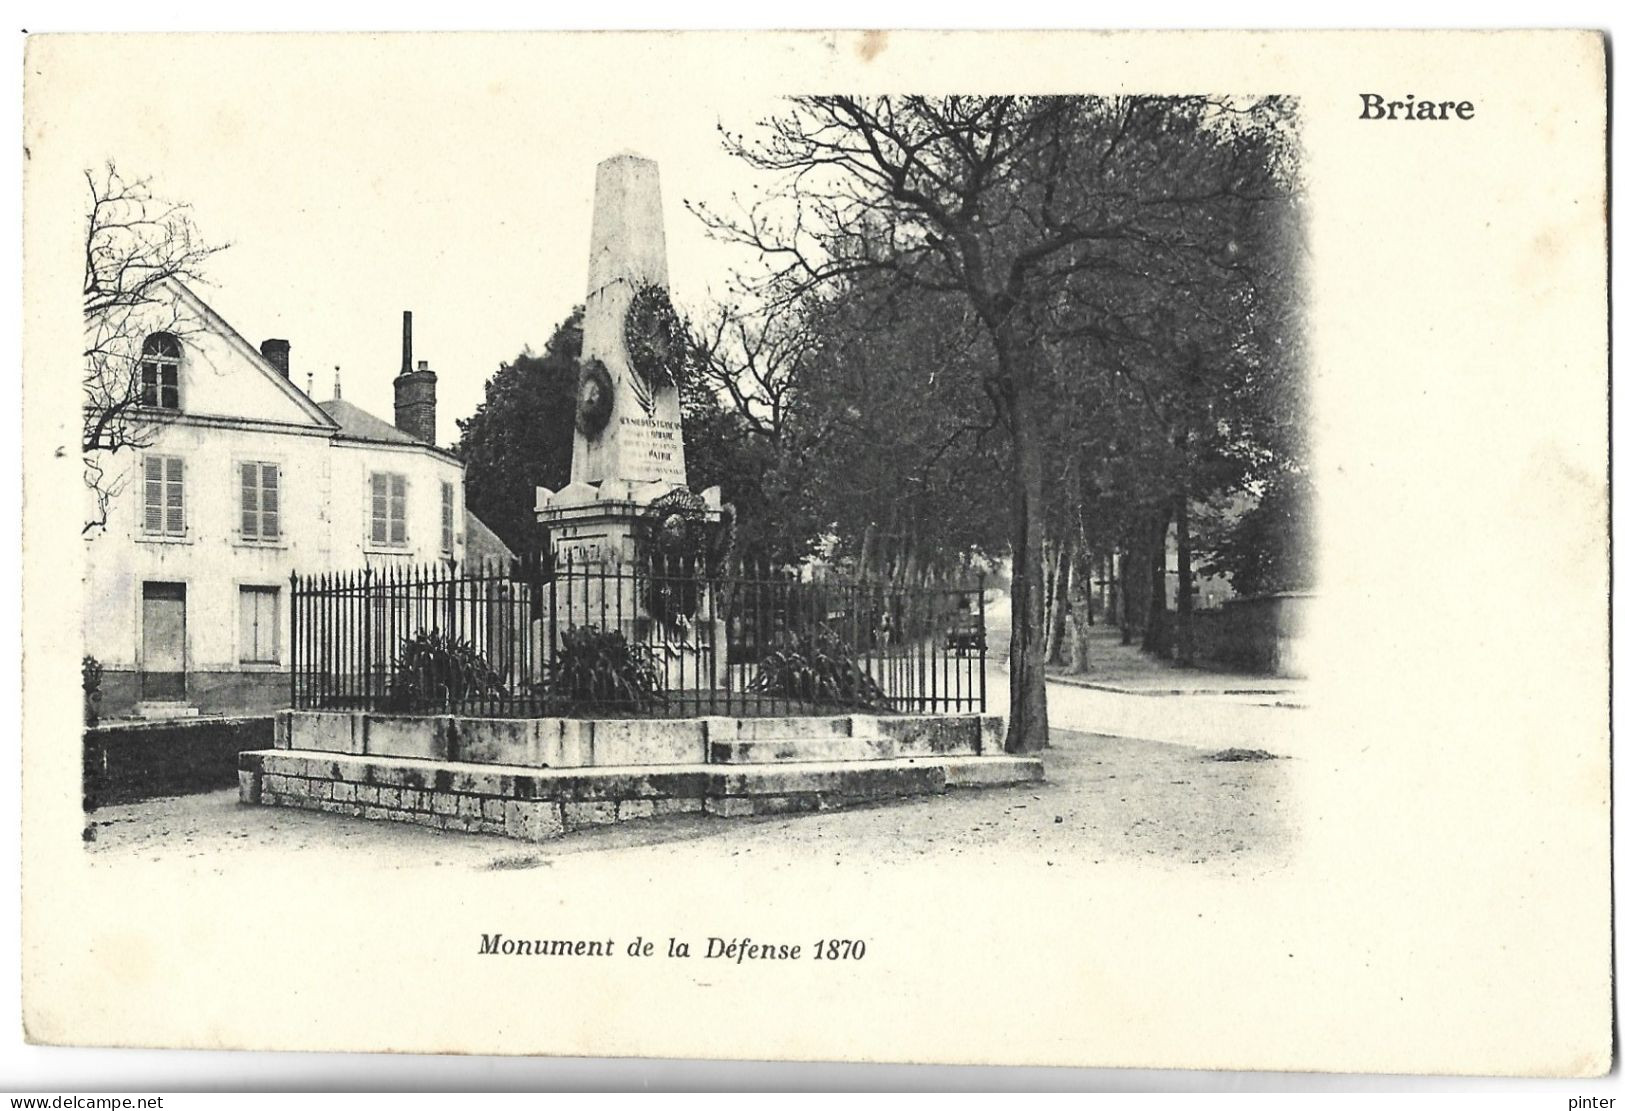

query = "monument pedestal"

[{"left": 535, "top": 478, "right": 727, "bottom": 691}]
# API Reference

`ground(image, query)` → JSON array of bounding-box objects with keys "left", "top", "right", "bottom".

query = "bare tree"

[
  {"left": 82, "top": 163, "right": 224, "bottom": 533},
  {"left": 689, "top": 296, "right": 823, "bottom": 448}
]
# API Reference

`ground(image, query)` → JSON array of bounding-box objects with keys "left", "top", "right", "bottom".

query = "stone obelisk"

[
  {"left": 536, "top": 151, "right": 720, "bottom": 565},
  {"left": 572, "top": 152, "right": 688, "bottom": 487}
]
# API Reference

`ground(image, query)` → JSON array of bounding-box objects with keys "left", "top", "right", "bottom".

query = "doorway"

[{"left": 141, "top": 581, "right": 187, "bottom": 701}]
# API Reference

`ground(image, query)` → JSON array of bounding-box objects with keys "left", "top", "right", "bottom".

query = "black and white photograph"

[{"left": 14, "top": 27, "right": 1611, "bottom": 1086}]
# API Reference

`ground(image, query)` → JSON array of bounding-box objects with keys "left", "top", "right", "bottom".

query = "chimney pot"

[{"left": 401, "top": 311, "right": 413, "bottom": 375}]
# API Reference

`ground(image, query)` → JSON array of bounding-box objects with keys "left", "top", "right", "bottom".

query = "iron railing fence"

[{"left": 290, "top": 553, "right": 987, "bottom": 719}]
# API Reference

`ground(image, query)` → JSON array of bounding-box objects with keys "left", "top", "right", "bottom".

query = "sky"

[{"left": 50, "top": 34, "right": 790, "bottom": 445}]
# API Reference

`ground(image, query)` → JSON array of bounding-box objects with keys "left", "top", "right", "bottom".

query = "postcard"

[{"left": 19, "top": 29, "right": 1610, "bottom": 1075}]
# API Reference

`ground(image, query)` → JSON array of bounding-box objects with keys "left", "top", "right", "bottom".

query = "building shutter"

[
  {"left": 144, "top": 456, "right": 164, "bottom": 534},
  {"left": 241, "top": 463, "right": 259, "bottom": 540},
  {"left": 238, "top": 587, "right": 256, "bottom": 662},
  {"left": 441, "top": 482, "right": 454, "bottom": 553},
  {"left": 371, "top": 473, "right": 388, "bottom": 545},
  {"left": 261, "top": 465, "right": 280, "bottom": 540},
  {"left": 389, "top": 475, "right": 407, "bottom": 546},
  {"left": 239, "top": 586, "right": 280, "bottom": 663},
  {"left": 164, "top": 457, "right": 185, "bottom": 535}
]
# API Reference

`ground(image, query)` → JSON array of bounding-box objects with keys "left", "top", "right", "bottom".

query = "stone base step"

[
  {"left": 238, "top": 749, "right": 1043, "bottom": 841},
  {"left": 708, "top": 736, "right": 984, "bottom": 763},
  {"left": 134, "top": 702, "right": 200, "bottom": 720},
  {"left": 274, "top": 708, "right": 1006, "bottom": 767},
  {"left": 709, "top": 738, "right": 896, "bottom": 763}
]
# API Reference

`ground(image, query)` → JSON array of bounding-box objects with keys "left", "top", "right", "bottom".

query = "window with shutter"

[
  {"left": 142, "top": 455, "right": 186, "bottom": 538},
  {"left": 370, "top": 473, "right": 408, "bottom": 547},
  {"left": 239, "top": 586, "right": 279, "bottom": 663},
  {"left": 239, "top": 462, "right": 281, "bottom": 543}
]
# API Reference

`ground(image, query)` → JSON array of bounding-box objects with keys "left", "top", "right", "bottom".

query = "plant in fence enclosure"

[
  {"left": 384, "top": 630, "right": 510, "bottom": 713},
  {"left": 747, "top": 624, "right": 891, "bottom": 711},
  {"left": 542, "top": 626, "right": 666, "bottom": 713}
]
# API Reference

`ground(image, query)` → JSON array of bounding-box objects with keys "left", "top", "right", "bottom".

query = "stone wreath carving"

[
  {"left": 622, "top": 281, "right": 687, "bottom": 417},
  {"left": 575, "top": 357, "right": 614, "bottom": 438}
]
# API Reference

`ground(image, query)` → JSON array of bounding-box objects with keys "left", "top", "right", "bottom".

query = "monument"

[
  {"left": 535, "top": 153, "right": 725, "bottom": 672},
  {"left": 235, "top": 153, "right": 1035, "bottom": 845}
]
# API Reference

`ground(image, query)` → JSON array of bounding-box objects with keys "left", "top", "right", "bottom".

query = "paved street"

[
  {"left": 86, "top": 729, "right": 1293, "bottom": 877},
  {"left": 981, "top": 594, "right": 1308, "bottom": 758}
]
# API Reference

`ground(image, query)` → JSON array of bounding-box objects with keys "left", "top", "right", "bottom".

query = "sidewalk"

[
  {"left": 1045, "top": 622, "right": 1308, "bottom": 705},
  {"left": 982, "top": 596, "right": 1309, "bottom": 753},
  {"left": 984, "top": 595, "right": 1306, "bottom": 705}
]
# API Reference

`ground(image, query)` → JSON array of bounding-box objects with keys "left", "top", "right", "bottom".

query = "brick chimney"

[
  {"left": 392, "top": 311, "right": 437, "bottom": 445},
  {"left": 260, "top": 338, "right": 291, "bottom": 377}
]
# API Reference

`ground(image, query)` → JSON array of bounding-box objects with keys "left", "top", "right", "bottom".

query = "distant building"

[
  {"left": 83, "top": 279, "right": 511, "bottom": 719},
  {"left": 1162, "top": 494, "right": 1258, "bottom": 612},
  {"left": 1165, "top": 536, "right": 1238, "bottom": 611}
]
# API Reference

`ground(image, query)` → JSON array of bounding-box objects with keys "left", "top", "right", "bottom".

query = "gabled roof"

[{"left": 165, "top": 278, "right": 338, "bottom": 429}]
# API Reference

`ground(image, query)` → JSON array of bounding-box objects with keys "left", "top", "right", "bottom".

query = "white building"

[{"left": 83, "top": 279, "right": 510, "bottom": 719}]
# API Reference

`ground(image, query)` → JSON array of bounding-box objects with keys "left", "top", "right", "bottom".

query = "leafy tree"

[
  {"left": 696, "top": 95, "right": 1301, "bottom": 750},
  {"left": 453, "top": 309, "right": 582, "bottom": 554},
  {"left": 1202, "top": 470, "right": 1315, "bottom": 597},
  {"left": 1030, "top": 97, "right": 1307, "bottom": 661},
  {"left": 791, "top": 282, "right": 1009, "bottom": 579}
]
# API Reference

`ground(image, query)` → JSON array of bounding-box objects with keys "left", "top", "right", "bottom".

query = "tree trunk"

[
  {"left": 1002, "top": 378, "right": 1049, "bottom": 754},
  {"left": 1110, "top": 550, "right": 1123, "bottom": 628},
  {"left": 1144, "top": 509, "right": 1170, "bottom": 658},
  {"left": 1046, "top": 534, "right": 1072, "bottom": 665},
  {"left": 1049, "top": 538, "right": 1062, "bottom": 613},
  {"left": 855, "top": 522, "right": 875, "bottom": 580},
  {"left": 901, "top": 530, "right": 921, "bottom": 587},
  {"left": 1066, "top": 610, "right": 1091, "bottom": 674},
  {"left": 1176, "top": 493, "right": 1194, "bottom": 667},
  {"left": 1083, "top": 548, "right": 1095, "bottom": 626},
  {"left": 1065, "top": 556, "right": 1090, "bottom": 673},
  {"left": 1120, "top": 544, "right": 1139, "bottom": 644}
]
